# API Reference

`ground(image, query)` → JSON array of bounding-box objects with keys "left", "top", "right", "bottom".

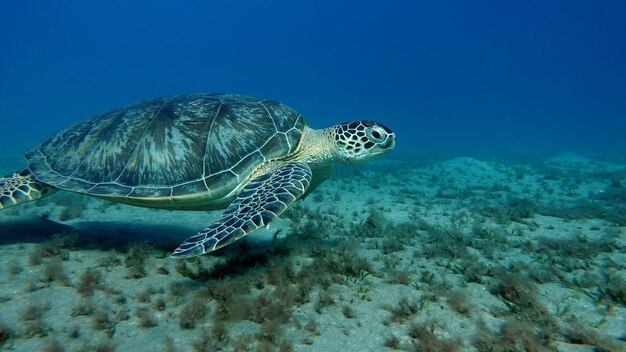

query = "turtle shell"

[{"left": 26, "top": 94, "right": 306, "bottom": 201}]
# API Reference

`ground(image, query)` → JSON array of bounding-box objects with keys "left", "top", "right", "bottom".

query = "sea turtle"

[{"left": 0, "top": 94, "right": 395, "bottom": 258}]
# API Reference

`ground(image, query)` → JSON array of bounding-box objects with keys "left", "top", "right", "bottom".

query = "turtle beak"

[
  {"left": 369, "top": 135, "right": 395, "bottom": 158},
  {"left": 382, "top": 133, "right": 395, "bottom": 150}
]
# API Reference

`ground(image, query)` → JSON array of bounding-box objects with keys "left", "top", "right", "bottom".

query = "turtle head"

[{"left": 331, "top": 121, "right": 395, "bottom": 163}]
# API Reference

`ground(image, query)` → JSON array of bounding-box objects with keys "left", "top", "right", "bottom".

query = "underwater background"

[
  {"left": 1, "top": 1, "right": 626, "bottom": 351},
  {"left": 1, "top": 0, "right": 626, "bottom": 159}
]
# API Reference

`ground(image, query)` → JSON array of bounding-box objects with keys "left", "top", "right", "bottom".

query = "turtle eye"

[{"left": 367, "top": 128, "right": 385, "bottom": 142}]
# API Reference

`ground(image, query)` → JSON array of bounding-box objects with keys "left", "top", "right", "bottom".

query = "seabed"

[{"left": 0, "top": 150, "right": 625, "bottom": 351}]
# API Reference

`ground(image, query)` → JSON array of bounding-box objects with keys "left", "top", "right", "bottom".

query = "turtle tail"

[{"left": 0, "top": 169, "right": 57, "bottom": 209}]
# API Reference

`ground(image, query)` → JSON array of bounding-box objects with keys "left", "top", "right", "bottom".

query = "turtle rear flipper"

[
  {"left": 171, "top": 162, "right": 312, "bottom": 258},
  {"left": 0, "top": 169, "right": 57, "bottom": 209}
]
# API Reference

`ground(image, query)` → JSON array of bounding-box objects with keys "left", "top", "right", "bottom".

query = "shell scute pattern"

[
  {"left": 26, "top": 94, "right": 304, "bottom": 200},
  {"left": 117, "top": 97, "right": 219, "bottom": 187},
  {"left": 170, "top": 180, "right": 209, "bottom": 198}
]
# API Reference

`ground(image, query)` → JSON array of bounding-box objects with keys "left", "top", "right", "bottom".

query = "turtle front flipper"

[
  {"left": 0, "top": 169, "right": 58, "bottom": 209},
  {"left": 172, "top": 162, "right": 312, "bottom": 258}
]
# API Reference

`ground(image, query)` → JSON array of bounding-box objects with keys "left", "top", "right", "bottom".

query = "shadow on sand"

[{"left": 0, "top": 216, "right": 188, "bottom": 251}]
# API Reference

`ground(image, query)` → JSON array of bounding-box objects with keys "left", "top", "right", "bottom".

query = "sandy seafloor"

[{"left": 0, "top": 147, "right": 625, "bottom": 352}]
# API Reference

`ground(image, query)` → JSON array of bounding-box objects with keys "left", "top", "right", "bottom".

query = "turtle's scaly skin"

[
  {"left": 26, "top": 94, "right": 305, "bottom": 208},
  {"left": 172, "top": 162, "right": 312, "bottom": 257},
  {"left": 0, "top": 169, "right": 56, "bottom": 209}
]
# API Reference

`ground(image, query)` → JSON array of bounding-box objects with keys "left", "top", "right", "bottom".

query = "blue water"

[
  {"left": 2, "top": 3, "right": 626, "bottom": 350},
  {"left": 1, "top": 0, "right": 625, "bottom": 160}
]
